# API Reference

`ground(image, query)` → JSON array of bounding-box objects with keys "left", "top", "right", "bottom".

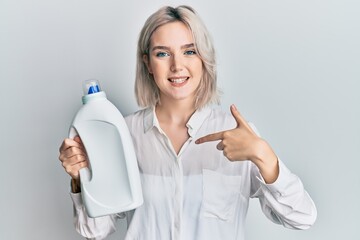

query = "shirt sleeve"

[
  {"left": 69, "top": 192, "right": 119, "bottom": 239},
  {"left": 249, "top": 159, "right": 317, "bottom": 230}
]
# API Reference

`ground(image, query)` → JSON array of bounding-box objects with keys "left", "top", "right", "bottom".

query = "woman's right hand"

[{"left": 59, "top": 136, "right": 89, "bottom": 181}]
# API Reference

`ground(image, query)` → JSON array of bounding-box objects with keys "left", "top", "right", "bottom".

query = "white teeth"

[{"left": 169, "top": 78, "right": 187, "bottom": 83}]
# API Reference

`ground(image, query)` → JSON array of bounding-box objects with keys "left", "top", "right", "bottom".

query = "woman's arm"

[
  {"left": 195, "top": 104, "right": 279, "bottom": 183},
  {"left": 196, "top": 104, "right": 317, "bottom": 228},
  {"left": 70, "top": 191, "right": 118, "bottom": 239},
  {"left": 59, "top": 137, "right": 118, "bottom": 239},
  {"left": 250, "top": 160, "right": 317, "bottom": 229}
]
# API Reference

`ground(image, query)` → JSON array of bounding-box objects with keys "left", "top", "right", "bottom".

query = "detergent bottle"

[{"left": 69, "top": 79, "right": 143, "bottom": 218}]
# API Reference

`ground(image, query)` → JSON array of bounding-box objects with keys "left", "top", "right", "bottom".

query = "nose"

[{"left": 170, "top": 54, "right": 183, "bottom": 72}]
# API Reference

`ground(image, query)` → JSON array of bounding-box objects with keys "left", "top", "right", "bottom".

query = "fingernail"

[{"left": 195, "top": 139, "right": 200, "bottom": 144}]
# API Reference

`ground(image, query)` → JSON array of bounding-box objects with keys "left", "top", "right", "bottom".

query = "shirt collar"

[
  {"left": 143, "top": 107, "right": 157, "bottom": 133},
  {"left": 143, "top": 106, "right": 212, "bottom": 137},
  {"left": 186, "top": 106, "right": 211, "bottom": 137}
]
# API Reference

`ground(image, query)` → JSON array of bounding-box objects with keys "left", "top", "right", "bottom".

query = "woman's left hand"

[{"left": 195, "top": 104, "right": 279, "bottom": 183}]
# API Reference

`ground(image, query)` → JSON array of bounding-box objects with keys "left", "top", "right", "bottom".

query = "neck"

[{"left": 155, "top": 97, "right": 196, "bottom": 126}]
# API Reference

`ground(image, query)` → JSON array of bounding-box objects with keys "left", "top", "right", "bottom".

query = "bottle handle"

[{"left": 69, "top": 127, "right": 91, "bottom": 183}]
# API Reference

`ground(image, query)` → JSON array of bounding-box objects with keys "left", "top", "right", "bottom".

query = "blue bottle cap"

[{"left": 83, "top": 79, "right": 101, "bottom": 95}]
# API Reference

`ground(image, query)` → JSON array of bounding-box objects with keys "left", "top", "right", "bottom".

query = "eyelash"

[
  {"left": 155, "top": 50, "right": 197, "bottom": 57},
  {"left": 184, "top": 50, "right": 197, "bottom": 55},
  {"left": 156, "top": 52, "right": 170, "bottom": 57}
]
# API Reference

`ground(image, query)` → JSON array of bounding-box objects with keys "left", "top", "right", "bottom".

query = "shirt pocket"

[{"left": 201, "top": 169, "right": 242, "bottom": 222}]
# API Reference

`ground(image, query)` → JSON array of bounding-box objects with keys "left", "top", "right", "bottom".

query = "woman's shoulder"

[
  {"left": 124, "top": 107, "right": 152, "bottom": 128},
  {"left": 196, "top": 106, "right": 236, "bottom": 132},
  {"left": 207, "top": 106, "right": 259, "bottom": 135},
  {"left": 125, "top": 107, "right": 150, "bottom": 120},
  {"left": 125, "top": 108, "right": 148, "bottom": 120},
  {"left": 208, "top": 107, "right": 236, "bottom": 124}
]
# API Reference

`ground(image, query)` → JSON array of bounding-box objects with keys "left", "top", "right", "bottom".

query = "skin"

[
  {"left": 196, "top": 104, "right": 279, "bottom": 184},
  {"left": 143, "top": 21, "right": 203, "bottom": 154},
  {"left": 58, "top": 21, "right": 279, "bottom": 192},
  {"left": 59, "top": 136, "right": 88, "bottom": 181}
]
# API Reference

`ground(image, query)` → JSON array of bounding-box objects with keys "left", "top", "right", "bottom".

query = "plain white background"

[{"left": 1, "top": 0, "right": 359, "bottom": 239}]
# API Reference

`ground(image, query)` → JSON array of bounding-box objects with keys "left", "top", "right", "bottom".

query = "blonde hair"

[{"left": 135, "top": 5, "right": 220, "bottom": 108}]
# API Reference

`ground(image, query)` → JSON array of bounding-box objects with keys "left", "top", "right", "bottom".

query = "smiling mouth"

[{"left": 168, "top": 77, "right": 189, "bottom": 84}]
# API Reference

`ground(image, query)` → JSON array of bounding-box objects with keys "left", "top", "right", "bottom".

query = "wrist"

[
  {"left": 71, "top": 178, "right": 81, "bottom": 193},
  {"left": 252, "top": 139, "right": 279, "bottom": 184}
]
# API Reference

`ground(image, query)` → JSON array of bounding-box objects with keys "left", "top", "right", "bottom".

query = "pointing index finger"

[
  {"left": 195, "top": 131, "right": 224, "bottom": 144},
  {"left": 231, "top": 104, "right": 254, "bottom": 133},
  {"left": 231, "top": 104, "right": 247, "bottom": 126}
]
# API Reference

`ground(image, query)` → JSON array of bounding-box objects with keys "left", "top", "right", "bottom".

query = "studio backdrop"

[{"left": 1, "top": 0, "right": 359, "bottom": 239}]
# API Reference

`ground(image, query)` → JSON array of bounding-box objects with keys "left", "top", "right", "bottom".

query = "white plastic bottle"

[{"left": 69, "top": 79, "right": 143, "bottom": 218}]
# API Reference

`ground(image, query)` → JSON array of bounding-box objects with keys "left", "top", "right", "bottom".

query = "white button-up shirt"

[{"left": 70, "top": 106, "right": 317, "bottom": 240}]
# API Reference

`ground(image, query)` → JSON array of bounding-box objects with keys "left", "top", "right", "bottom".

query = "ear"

[{"left": 143, "top": 54, "right": 152, "bottom": 74}]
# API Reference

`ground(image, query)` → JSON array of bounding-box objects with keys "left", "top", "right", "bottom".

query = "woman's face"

[{"left": 144, "top": 21, "right": 203, "bottom": 105}]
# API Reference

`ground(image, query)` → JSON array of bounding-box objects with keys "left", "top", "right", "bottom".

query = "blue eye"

[
  {"left": 184, "top": 50, "right": 197, "bottom": 55},
  {"left": 156, "top": 52, "right": 169, "bottom": 57}
]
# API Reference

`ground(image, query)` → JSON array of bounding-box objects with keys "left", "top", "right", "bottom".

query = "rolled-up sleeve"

[
  {"left": 250, "top": 159, "right": 317, "bottom": 230},
  {"left": 70, "top": 192, "right": 117, "bottom": 239}
]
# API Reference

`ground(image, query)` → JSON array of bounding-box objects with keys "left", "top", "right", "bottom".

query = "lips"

[{"left": 168, "top": 77, "right": 189, "bottom": 84}]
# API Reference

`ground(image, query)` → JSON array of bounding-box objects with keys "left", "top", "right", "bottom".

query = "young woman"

[{"left": 59, "top": 5, "right": 316, "bottom": 240}]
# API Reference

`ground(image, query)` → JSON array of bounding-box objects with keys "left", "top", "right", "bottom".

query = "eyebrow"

[{"left": 151, "top": 43, "right": 195, "bottom": 52}]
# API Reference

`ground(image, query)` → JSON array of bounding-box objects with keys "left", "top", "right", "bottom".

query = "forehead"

[{"left": 150, "top": 21, "right": 194, "bottom": 47}]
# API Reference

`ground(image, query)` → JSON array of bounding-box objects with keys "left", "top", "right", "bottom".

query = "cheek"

[
  {"left": 193, "top": 59, "right": 203, "bottom": 74},
  {"left": 152, "top": 65, "right": 167, "bottom": 86},
  {"left": 151, "top": 62, "right": 168, "bottom": 76},
  {"left": 194, "top": 63, "right": 204, "bottom": 79}
]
